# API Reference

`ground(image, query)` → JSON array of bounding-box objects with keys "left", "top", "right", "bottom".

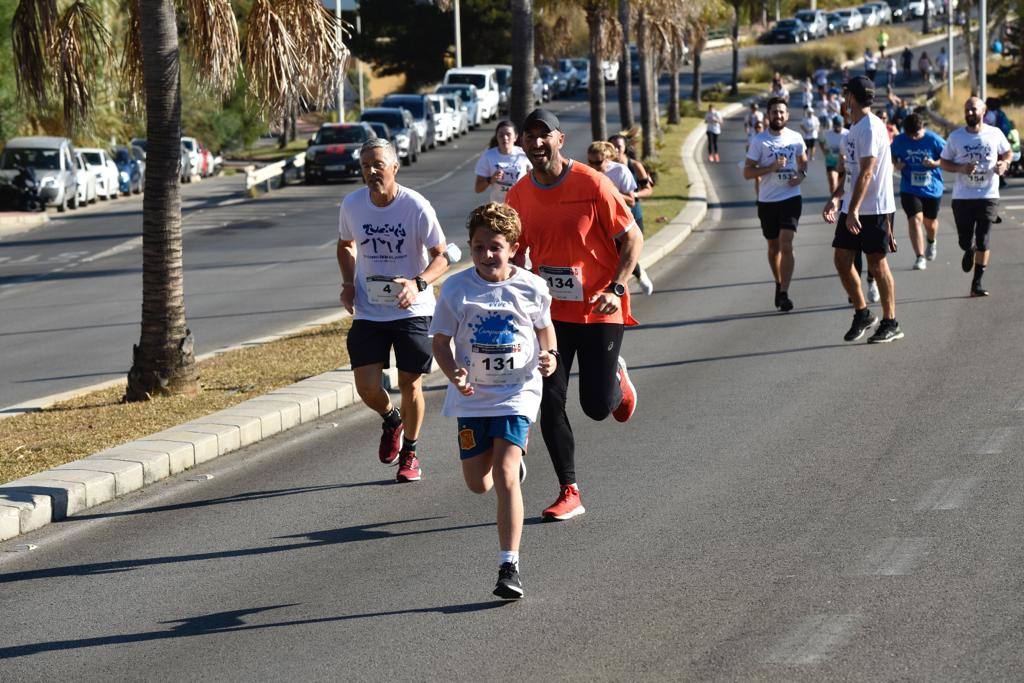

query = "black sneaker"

[
  {"left": 970, "top": 283, "right": 990, "bottom": 297},
  {"left": 843, "top": 309, "right": 878, "bottom": 342},
  {"left": 493, "top": 562, "right": 523, "bottom": 600},
  {"left": 778, "top": 292, "right": 794, "bottom": 312},
  {"left": 773, "top": 289, "right": 782, "bottom": 309},
  {"left": 961, "top": 247, "right": 975, "bottom": 273},
  {"left": 868, "top": 319, "right": 905, "bottom": 343}
]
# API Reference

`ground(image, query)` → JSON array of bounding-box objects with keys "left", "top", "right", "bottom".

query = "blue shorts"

[{"left": 456, "top": 416, "right": 531, "bottom": 460}]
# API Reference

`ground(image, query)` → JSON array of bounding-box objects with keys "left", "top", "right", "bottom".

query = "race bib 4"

[{"left": 365, "top": 276, "right": 400, "bottom": 305}]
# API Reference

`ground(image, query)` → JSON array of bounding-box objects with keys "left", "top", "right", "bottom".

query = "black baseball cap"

[
  {"left": 843, "top": 76, "right": 875, "bottom": 103},
  {"left": 523, "top": 108, "right": 561, "bottom": 134}
]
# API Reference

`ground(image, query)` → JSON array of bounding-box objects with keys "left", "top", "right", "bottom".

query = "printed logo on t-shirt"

[
  {"left": 359, "top": 222, "right": 407, "bottom": 262},
  {"left": 962, "top": 141, "right": 993, "bottom": 186}
]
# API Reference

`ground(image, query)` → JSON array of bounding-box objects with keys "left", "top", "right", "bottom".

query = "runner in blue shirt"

[{"left": 890, "top": 113, "right": 945, "bottom": 270}]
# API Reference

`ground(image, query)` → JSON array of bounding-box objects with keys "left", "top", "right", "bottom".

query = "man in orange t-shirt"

[{"left": 508, "top": 108, "right": 644, "bottom": 522}]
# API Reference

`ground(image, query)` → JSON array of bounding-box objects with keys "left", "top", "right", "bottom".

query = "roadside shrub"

[
  {"left": 678, "top": 99, "right": 704, "bottom": 118},
  {"left": 739, "top": 61, "right": 774, "bottom": 83},
  {"left": 701, "top": 82, "right": 730, "bottom": 102}
]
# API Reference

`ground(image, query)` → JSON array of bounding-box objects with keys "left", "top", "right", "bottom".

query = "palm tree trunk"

[
  {"left": 667, "top": 46, "right": 680, "bottom": 124},
  {"left": 617, "top": 0, "right": 633, "bottom": 129},
  {"left": 586, "top": 5, "right": 607, "bottom": 141},
  {"left": 730, "top": 1, "right": 740, "bottom": 95},
  {"left": 125, "top": 0, "right": 198, "bottom": 401},
  {"left": 637, "top": 5, "right": 654, "bottom": 158},
  {"left": 510, "top": 0, "right": 534, "bottom": 126},
  {"left": 692, "top": 49, "right": 703, "bottom": 106}
]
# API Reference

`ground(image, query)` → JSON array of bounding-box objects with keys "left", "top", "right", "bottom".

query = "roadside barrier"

[{"left": 244, "top": 152, "right": 306, "bottom": 196}]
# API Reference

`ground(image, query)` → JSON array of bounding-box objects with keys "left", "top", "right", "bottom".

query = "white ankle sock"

[{"left": 500, "top": 551, "right": 519, "bottom": 567}]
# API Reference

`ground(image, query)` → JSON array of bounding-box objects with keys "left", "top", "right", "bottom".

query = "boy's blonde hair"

[
  {"left": 467, "top": 202, "right": 522, "bottom": 243},
  {"left": 587, "top": 140, "right": 617, "bottom": 160}
]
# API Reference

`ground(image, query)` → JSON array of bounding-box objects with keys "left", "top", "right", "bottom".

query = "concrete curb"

[
  {"left": 0, "top": 95, "right": 763, "bottom": 544},
  {"left": 0, "top": 211, "right": 49, "bottom": 238}
]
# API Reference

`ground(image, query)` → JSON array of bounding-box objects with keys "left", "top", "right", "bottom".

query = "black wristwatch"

[
  {"left": 547, "top": 349, "right": 560, "bottom": 359},
  {"left": 605, "top": 282, "right": 626, "bottom": 297},
  {"left": 415, "top": 277, "right": 428, "bottom": 292}
]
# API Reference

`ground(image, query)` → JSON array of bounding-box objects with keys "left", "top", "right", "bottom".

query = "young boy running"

[{"left": 431, "top": 202, "right": 558, "bottom": 600}]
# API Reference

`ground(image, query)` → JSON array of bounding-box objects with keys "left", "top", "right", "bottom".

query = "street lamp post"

[
  {"left": 336, "top": 0, "right": 343, "bottom": 121},
  {"left": 979, "top": 0, "right": 987, "bottom": 101},
  {"left": 947, "top": 0, "right": 954, "bottom": 99},
  {"left": 454, "top": 0, "right": 462, "bottom": 67}
]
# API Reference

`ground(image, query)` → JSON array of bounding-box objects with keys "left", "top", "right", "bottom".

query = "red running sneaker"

[
  {"left": 541, "top": 484, "right": 585, "bottom": 521},
  {"left": 379, "top": 421, "right": 403, "bottom": 465},
  {"left": 396, "top": 450, "right": 421, "bottom": 482},
  {"left": 612, "top": 356, "right": 637, "bottom": 422}
]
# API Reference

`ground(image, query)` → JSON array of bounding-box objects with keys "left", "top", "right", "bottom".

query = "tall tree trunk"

[
  {"left": 636, "top": 5, "right": 654, "bottom": 158},
  {"left": 692, "top": 49, "right": 703, "bottom": 106},
  {"left": 617, "top": 0, "right": 633, "bottom": 129},
  {"left": 730, "top": 1, "right": 740, "bottom": 95},
  {"left": 510, "top": 0, "right": 534, "bottom": 127},
  {"left": 126, "top": 0, "right": 198, "bottom": 401},
  {"left": 964, "top": 2, "right": 978, "bottom": 94},
  {"left": 923, "top": 0, "right": 931, "bottom": 34},
  {"left": 650, "top": 59, "right": 660, "bottom": 136},
  {"left": 586, "top": 5, "right": 607, "bottom": 141},
  {"left": 667, "top": 45, "right": 680, "bottom": 124}
]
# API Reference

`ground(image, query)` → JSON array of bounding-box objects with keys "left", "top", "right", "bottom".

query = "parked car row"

[{"left": 763, "top": 1, "right": 931, "bottom": 44}]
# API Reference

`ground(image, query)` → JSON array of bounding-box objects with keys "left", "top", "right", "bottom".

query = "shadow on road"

[
  {"left": 0, "top": 600, "right": 510, "bottom": 659},
  {"left": 0, "top": 516, "right": 494, "bottom": 585}
]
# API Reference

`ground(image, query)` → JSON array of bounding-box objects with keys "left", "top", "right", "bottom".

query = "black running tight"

[
  {"left": 540, "top": 321, "right": 624, "bottom": 486},
  {"left": 707, "top": 132, "right": 719, "bottom": 155}
]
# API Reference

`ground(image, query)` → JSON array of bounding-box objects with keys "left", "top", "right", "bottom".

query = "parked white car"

[
  {"left": 73, "top": 150, "right": 97, "bottom": 205},
  {"left": 443, "top": 67, "right": 500, "bottom": 122},
  {"left": 180, "top": 136, "right": 201, "bottom": 177},
  {"left": 427, "top": 94, "right": 457, "bottom": 144},
  {"left": 833, "top": 8, "right": 865, "bottom": 31},
  {"left": 78, "top": 147, "right": 119, "bottom": 200},
  {"left": 601, "top": 59, "right": 619, "bottom": 84},
  {"left": 440, "top": 93, "right": 470, "bottom": 137},
  {"left": 858, "top": 4, "right": 881, "bottom": 26},
  {"left": 906, "top": 0, "right": 937, "bottom": 16}
]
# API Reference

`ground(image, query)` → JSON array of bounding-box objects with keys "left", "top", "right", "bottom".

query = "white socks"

[{"left": 500, "top": 550, "right": 519, "bottom": 568}]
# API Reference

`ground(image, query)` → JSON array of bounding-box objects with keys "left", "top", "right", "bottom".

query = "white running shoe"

[
  {"left": 925, "top": 241, "right": 937, "bottom": 261},
  {"left": 913, "top": 256, "right": 927, "bottom": 270},
  {"left": 637, "top": 266, "right": 655, "bottom": 296},
  {"left": 867, "top": 279, "right": 880, "bottom": 303}
]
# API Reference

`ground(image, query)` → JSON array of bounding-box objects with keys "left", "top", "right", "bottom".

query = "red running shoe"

[
  {"left": 396, "top": 450, "right": 421, "bottom": 482},
  {"left": 379, "top": 421, "right": 403, "bottom": 465},
  {"left": 541, "top": 484, "right": 585, "bottom": 521},
  {"left": 612, "top": 356, "right": 637, "bottom": 422}
]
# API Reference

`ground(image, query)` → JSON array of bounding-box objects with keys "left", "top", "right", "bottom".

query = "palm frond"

[
  {"left": 279, "top": 0, "right": 349, "bottom": 109},
  {"left": 242, "top": 0, "right": 301, "bottom": 119},
  {"left": 55, "top": 1, "right": 113, "bottom": 130},
  {"left": 120, "top": 0, "right": 144, "bottom": 114},
  {"left": 181, "top": 0, "right": 240, "bottom": 95},
  {"left": 12, "top": 0, "right": 60, "bottom": 110}
]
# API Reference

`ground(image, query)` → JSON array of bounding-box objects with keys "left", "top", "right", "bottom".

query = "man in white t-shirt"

[
  {"left": 474, "top": 120, "right": 531, "bottom": 204},
  {"left": 939, "top": 96, "right": 1013, "bottom": 297},
  {"left": 822, "top": 76, "right": 903, "bottom": 343},
  {"left": 813, "top": 67, "right": 829, "bottom": 91},
  {"left": 337, "top": 138, "right": 449, "bottom": 482},
  {"left": 744, "top": 97, "right": 808, "bottom": 312}
]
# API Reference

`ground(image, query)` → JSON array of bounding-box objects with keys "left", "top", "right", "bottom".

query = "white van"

[{"left": 443, "top": 67, "right": 499, "bottom": 123}]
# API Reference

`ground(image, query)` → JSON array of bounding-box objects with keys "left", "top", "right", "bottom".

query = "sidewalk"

[
  {"left": 0, "top": 99, "right": 744, "bottom": 543},
  {"left": 0, "top": 211, "right": 48, "bottom": 238}
]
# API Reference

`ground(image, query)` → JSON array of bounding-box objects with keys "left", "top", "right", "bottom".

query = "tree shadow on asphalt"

[
  {"left": 0, "top": 600, "right": 511, "bottom": 659},
  {"left": 650, "top": 272, "right": 837, "bottom": 295},
  {"left": 68, "top": 481, "right": 395, "bottom": 522},
  {"left": 0, "top": 516, "right": 494, "bottom": 585}
]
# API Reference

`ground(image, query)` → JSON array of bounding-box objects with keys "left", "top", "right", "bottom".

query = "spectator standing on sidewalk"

[
  {"left": 507, "top": 108, "right": 643, "bottom": 522},
  {"left": 337, "top": 138, "right": 449, "bottom": 483},
  {"left": 919, "top": 51, "right": 934, "bottom": 85},
  {"left": 940, "top": 97, "right": 1013, "bottom": 297},
  {"left": 936, "top": 47, "right": 949, "bottom": 82}
]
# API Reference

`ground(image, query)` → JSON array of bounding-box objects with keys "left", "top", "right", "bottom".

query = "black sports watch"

[
  {"left": 605, "top": 282, "right": 626, "bottom": 297},
  {"left": 415, "top": 277, "right": 428, "bottom": 292}
]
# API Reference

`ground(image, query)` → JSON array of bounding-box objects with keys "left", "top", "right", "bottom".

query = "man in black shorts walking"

[
  {"left": 822, "top": 77, "right": 903, "bottom": 343},
  {"left": 744, "top": 97, "right": 808, "bottom": 311},
  {"left": 338, "top": 138, "right": 449, "bottom": 482}
]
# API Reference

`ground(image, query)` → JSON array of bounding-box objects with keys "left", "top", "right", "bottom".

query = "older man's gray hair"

[{"left": 359, "top": 137, "right": 399, "bottom": 165}]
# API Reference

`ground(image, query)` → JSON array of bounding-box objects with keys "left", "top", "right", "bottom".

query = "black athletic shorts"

[
  {"left": 952, "top": 198, "right": 999, "bottom": 252},
  {"left": 346, "top": 316, "right": 433, "bottom": 374},
  {"left": 832, "top": 212, "right": 896, "bottom": 255},
  {"left": 900, "top": 192, "right": 941, "bottom": 220},
  {"left": 756, "top": 195, "right": 802, "bottom": 240}
]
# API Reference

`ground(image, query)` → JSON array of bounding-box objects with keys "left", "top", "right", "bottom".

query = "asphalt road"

[
  {"left": 0, "top": 21, "right": 939, "bottom": 410},
  {"left": 2, "top": 34, "right": 1024, "bottom": 677}
]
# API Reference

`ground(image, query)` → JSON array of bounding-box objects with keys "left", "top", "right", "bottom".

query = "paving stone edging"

[{"left": 0, "top": 102, "right": 747, "bottom": 543}]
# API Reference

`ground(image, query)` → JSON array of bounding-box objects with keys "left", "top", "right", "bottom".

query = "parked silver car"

[{"left": 0, "top": 136, "right": 79, "bottom": 211}]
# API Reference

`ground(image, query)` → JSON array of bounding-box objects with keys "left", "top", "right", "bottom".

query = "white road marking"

[
  {"left": 969, "top": 427, "right": 1015, "bottom": 454},
  {"left": 80, "top": 237, "right": 142, "bottom": 264},
  {"left": 915, "top": 477, "right": 980, "bottom": 510},
  {"left": 1002, "top": 204, "right": 1024, "bottom": 210},
  {"left": 412, "top": 154, "right": 478, "bottom": 191},
  {"left": 319, "top": 239, "right": 338, "bottom": 249},
  {"left": 765, "top": 615, "right": 861, "bottom": 664},
  {"left": 218, "top": 197, "right": 246, "bottom": 207},
  {"left": 854, "top": 537, "right": 931, "bottom": 576}
]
